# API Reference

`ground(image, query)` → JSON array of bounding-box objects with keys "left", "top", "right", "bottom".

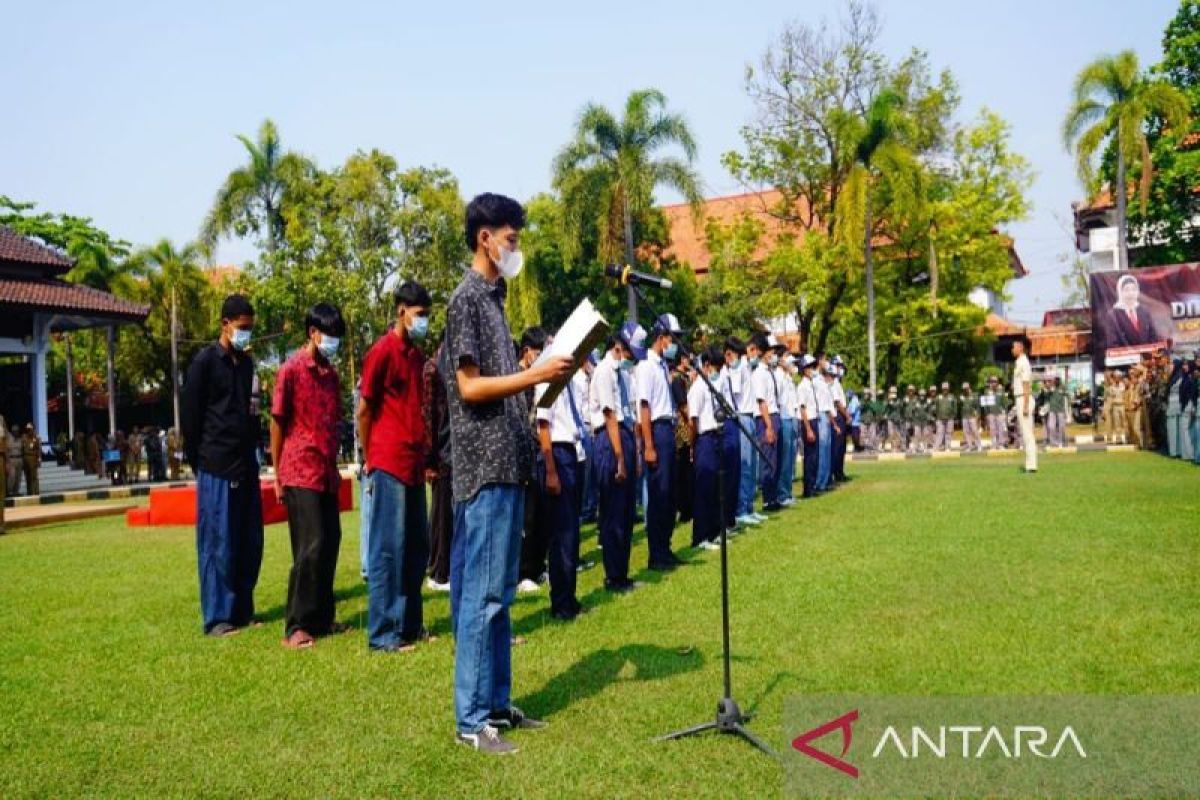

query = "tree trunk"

[
  {"left": 622, "top": 190, "right": 636, "bottom": 322},
  {"left": 865, "top": 190, "right": 878, "bottom": 396},
  {"left": 106, "top": 325, "right": 117, "bottom": 435},
  {"left": 928, "top": 228, "right": 939, "bottom": 319},
  {"left": 1115, "top": 123, "right": 1129, "bottom": 270},
  {"left": 171, "top": 285, "right": 181, "bottom": 433}
]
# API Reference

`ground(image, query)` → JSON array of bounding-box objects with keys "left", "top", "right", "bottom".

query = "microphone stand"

[{"left": 625, "top": 282, "right": 777, "bottom": 759}]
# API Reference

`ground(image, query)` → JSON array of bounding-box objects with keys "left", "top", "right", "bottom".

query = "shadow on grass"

[
  {"left": 257, "top": 581, "right": 370, "bottom": 625},
  {"left": 520, "top": 642, "right": 705, "bottom": 719}
]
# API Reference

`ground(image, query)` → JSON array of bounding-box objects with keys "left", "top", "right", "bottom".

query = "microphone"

[{"left": 604, "top": 263, "right": 673, "bottom": 290}]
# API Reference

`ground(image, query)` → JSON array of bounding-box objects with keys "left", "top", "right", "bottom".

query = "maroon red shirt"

[
  {"left": 271, "top": 347, "right": 342, "bottom": 493},
  {"left": 361, "top": 329, "right": 428, "bottom": 486}
]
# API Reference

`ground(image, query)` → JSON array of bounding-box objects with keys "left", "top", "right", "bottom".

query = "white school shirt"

[
  {"left": 589, "top": 354, "right": 626, "bottom": 429},
  {"left": 719, "top": 364, "right": 740, "bottom": 409},
  {"left": 687, "top": 377, "right": 721, "bottom": 434},
  {"left": 1012, "top": 354, "right": 1033, "bottom": 398},
  {"left": 831, "top": 378, "right": 847, "bottom": 409},
  {"left": 635, "top": 349, "right": 675, "bottom": 421},
  {"left": 536, "top": 379, "right": 586, "bottom": 460},
  {"left": 815, "top": 377, "right": 835, "bottom": 415},
  {"left": 777, "top": 369, "right": 798, "bottom": 420},
  {"left": 797, "top": 375, "right": 817, "bottom": 421},
  {"left": 752, "top": 362, "right": 780, "bottom": 415},
  {"left": 735, "top": 359, "right": 759, "bottom": 416},
  {"left": 572, "top": 370, "right": 592, "bottom": 428}
]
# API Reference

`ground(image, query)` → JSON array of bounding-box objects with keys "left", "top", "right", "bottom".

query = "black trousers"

[
  {"left": 538, "top": 445, "right": 581, "bottom": 616},
  {"left": 802, "top": 425, "right": 820, "bottom": 498},
  {"left": 520, "top": 480, "right": 547, "bottom": 583},
  {"left": 596, "top": 426, "right": 636, "bottom": 587},
  {"left": 427, "top": 473, "right": 454, "bottom": 584},
  {"left": 832, "top": 420, "right": 847, "bottom": 479},
  {"left": 675, "top": 443, "right": 693, "bottom": 523},
  {"left": 282, "top": 486, "right": 342, "bottom": 636}
]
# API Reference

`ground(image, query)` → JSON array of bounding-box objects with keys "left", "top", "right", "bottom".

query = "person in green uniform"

[
  {"left": 21, "top": 424, "right": 41, "bottom": 496},
  {"left": 1044, "top": 375, "right": 1069, "bottom": 447},
  {"left": 859, "top": 390, "right": 878, "bottom": 452},
  {"left": 983, "top": 376, "right": 1006, "bottom": 448},
  {"left": 902, "top": 385, "right": 920, "bottom": 453},
  {"left": 884, "top": 386, "right": 903, "bottom": 451},
  {"left": 959, "top": 382, "right": 981, "bottom": 451},
  {"left": 934, "top": 382, "right": 958, "bottom": 451}
]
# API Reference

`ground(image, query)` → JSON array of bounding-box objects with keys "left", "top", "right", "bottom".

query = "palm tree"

[
  {"left": 67, "top": 243, "right": 143, "bottom": 434},
  {"left": 202, "top": 119, "right": 309, "bottom": 270},
  {"left": 1063, "top": 50, "right": 1190, "bottom": 270},
  {"left": 132, "top": 239, "right": 205, "bottom": 432},
  {"left": 842, "top": 90, "right": 916, "bottom": 395},
  {"left": 553, "top": 89, "right": 703, "bottom": 320}
]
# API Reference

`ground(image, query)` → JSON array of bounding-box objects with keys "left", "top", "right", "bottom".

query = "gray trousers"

[
  {"left": 6, "top": 456, "right": 20, "bottom": 495},
  {"left": 987, "top": 414, "right": 1007, "bottom": 448},
  {"left": 862, "top": 422, "right": 877, "bottom": 451},
  {"left": 1045, "top": 411, "right": 1068, "bottom": 447},
  {"left": 934, "top": 419, "right": 953, "bottom": 450},
  {"left": 961, "top": 417, "right": 980, "bottom": 450},
  {"left": 886, "top": 421, "right": 903, "bottom": 451}
]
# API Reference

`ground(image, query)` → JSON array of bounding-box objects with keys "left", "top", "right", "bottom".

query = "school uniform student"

[
  {"left": 796, "top": 355, "right": 820, "bottom": 498},
  {"left": 776, "top": 353, "right": 799, "bottom": 505},
  {"left": 636, "top": 313, "right": 684, "bottom": 571},
  {"left": 749, "top": 333, "right": 782, "bottom": 512},
  {"left": 732, "top": 340, "right": 763, "bottom": 527},
  {"left": 689, "top": 347, "right": 725, "bottom": 550},
  {"left": 270, "top": 303, "right": 346, "bottom": 649},
  {"left": 718, "top": 337, "right": 746, "bottom": 531}
]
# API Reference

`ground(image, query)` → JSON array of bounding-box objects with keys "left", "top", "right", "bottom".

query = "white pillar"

[{"left": 32, "top": 314, "right": 49, "bottom": 440}]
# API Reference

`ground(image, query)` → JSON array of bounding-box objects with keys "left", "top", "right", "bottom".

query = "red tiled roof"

[
  {"left": 0, "top": 225, "right": 74, "bottom": 272},
  {"left": 0, "top": 276, "right": 149, "bottom": 321},
  {"left": 664, "top": 190, "right": 1025, "bottom": 279}
]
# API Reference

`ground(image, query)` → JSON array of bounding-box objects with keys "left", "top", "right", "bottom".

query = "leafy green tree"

[
  {"left": 553, "top": 88, "right": 703, "bottom": 319},
  {"left": 1127, "top": 0, "right": 1200, "bottom": 264},
  {"left": 1062, "top": 50, "right": 1190, "bottom": 270},
  {"left": 201, "top": 119, "right": 314, "bottom": 270}
]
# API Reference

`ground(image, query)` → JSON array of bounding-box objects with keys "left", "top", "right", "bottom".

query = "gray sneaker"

[
  {"left": 488, "top": 705, "right": 548, "bottom": 730},
  {"left": 456, "top": 724, "right": 518, "bottom": 755}
]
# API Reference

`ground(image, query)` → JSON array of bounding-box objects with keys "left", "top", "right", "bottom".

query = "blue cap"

[
  {"left": 653, "top": 313, "right": 682, "bottom": 337},
  {"left": 619, "top": 321, "right": 648, "bottom": 361}
]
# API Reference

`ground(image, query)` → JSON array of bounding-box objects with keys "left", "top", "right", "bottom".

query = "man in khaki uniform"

[
  {"left": 933, "top": 382, "right": 957, "bottom": 451},
  {"left": 21, "top": 424, "right": 41, "bottom": 496},
  {"left": 1012, "top": 338, "right": 1037, "bottom": 472}
]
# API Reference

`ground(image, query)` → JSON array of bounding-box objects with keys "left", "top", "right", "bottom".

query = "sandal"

[{"left": 283, "top": 630, "right": 315, "bottom": 649}]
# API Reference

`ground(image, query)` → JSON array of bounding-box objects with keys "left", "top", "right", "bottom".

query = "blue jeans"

[
  {"left": 359, "top": 475, "right": 372, "bottom": 579},
  {"left": 195, "top": 470, "right": 263, "bottom": 633},
  {"left": 451, "top": 483, "right": 524, "bottom": 734},
  {"left": 736, "top": 413, "right": 759, "bottom": 516},
  {"left": 578, "top": 432, "right": 598, "bottom": 522},
  {"left": 817, "top": 415, "right": 833, "bottom": 490},
  {"left": 366, "top": 469, "right": 428, "bottom": 649},
  {"left": 778, "top": 417, "right": 797, "bottom": 501}
]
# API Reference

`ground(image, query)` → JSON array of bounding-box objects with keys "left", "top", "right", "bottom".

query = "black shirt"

[
  {"left": 445, "top": 269, "right": 532, "bottom": 503},
  {"left": 180, "top": 342, "right": 258, "bottom": 480}
]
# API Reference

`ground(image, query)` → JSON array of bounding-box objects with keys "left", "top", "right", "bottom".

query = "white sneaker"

[
  {"left": 699, "top": 540, "right": 721, "bottom": 551},
  {"left": 735, "top": 514, "right": 760, "bottom": 527},
  {"left": 779, "top": 498, "right": 795, "bottom": 507},
  {"left": 426, "top": 577, "right": 450, "bottom": 592},
  {"left": 516, "top": 579, "right": 541, "bottom": 593},
  {"left": 750, "top": 512, "right": 768, "bottom": 523},
  {"left": 456, "top": 724, "right": 518, "bottom": 755}
]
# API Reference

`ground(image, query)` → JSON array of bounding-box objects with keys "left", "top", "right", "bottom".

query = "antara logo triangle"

[{"left": 791, "top": 709, "right": 860, "bottom": 778}]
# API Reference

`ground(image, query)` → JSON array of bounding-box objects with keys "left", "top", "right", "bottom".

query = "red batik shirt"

[{"left": 271, "top": 347, "right": 343, "bottom": 493}]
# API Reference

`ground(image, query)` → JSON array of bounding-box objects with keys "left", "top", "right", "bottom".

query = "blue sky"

[{"left": 1, "top": 0, "right": 1182, "bottom": 323}]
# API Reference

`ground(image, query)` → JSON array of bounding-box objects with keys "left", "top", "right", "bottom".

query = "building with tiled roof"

[{"left": 1, "top": 225, "right": 149, "bottom": 442}]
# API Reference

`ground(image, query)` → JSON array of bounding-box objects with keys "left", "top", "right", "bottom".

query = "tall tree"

[
  {"left": 201, "top": 119, "right": 313, "bottom": 272},
  {"left": 840, "top": 89, "right": 915, "bottom": 394},
  {"left": 552, "top": 88, "right": 703, "bottom": 320},
  {"left": 1062, "top": 50, "right": 1189, "bottom": 270}
]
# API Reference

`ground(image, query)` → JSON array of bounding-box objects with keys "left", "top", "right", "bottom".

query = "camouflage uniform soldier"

[
  {"left": 860, "top": 390, "right": 878, "bottom": 452},
  {"left": 959, "top": 382, "right": 982, "bottom": 451},
  {"left": 934, "top": 382, "right": 957, "bottom": 451},
  {"left": 1044, "top": 376, "right": 1069, "bottom": 447},
  {"left": 902, "top": 385, "right": 920, "bottom": 452},
  {"left": 1006, "top": 388, "right": 1024, "bottom": 450}
]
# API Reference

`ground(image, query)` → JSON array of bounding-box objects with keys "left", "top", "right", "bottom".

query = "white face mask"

[{"left": 490, "top": 237, "right": 524, "bottom": 279}]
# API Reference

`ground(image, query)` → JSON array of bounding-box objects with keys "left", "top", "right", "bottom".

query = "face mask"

[
  {"left": 748, "top": 356, "right": 760, "bottom": 368},
  {"left": 316, "top": 334, "right": 340, "bottom": 360},
  {"left": 768, "top": 354, "right": 779, "bottom": 367},
  {"left": 229, "top": 327, "right": 252, "bottom": 351},
  {"left": 490, "top": 237, "right": 524, "bottom": 279},
  {"left": 663, "top": 343, "right": 678, "bottom": 360},
  {"left": 620, "top": 358, "right": 635, "bottom": 371},
  {"left": 407, "top": 314, "right": 429, "bottom": 341}
]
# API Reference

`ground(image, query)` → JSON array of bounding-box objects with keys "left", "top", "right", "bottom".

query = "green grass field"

[{"left": 1, "top": 452, "right": 1197, "bottom": 798}]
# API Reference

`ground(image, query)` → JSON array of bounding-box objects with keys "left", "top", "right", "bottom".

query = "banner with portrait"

[{"left": 1089, "top": 262, "right": 1200, "bottom": 372}]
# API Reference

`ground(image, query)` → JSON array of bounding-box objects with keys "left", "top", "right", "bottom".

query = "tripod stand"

[{"left": 624, "top": 283, "right": 778, "bottom": 759}]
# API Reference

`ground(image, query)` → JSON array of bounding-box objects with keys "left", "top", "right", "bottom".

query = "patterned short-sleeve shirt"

[{"left": 445, "top": 268, "right": 533, "bottom": 503}]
